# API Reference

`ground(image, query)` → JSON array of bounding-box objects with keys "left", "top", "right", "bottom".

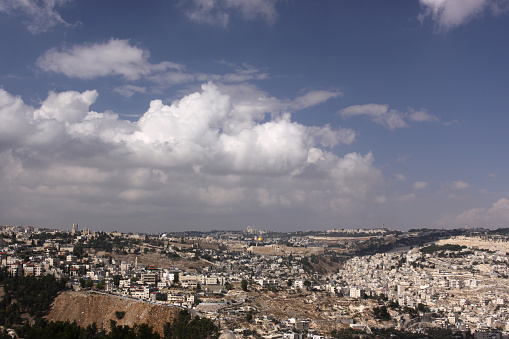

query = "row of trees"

[
  {"left": 0, "top": 270, "right": 68, "bottom": 327},
  {"left": 331, "top": 327, "right": 461, "bottom": 339},
  {"left": 18, "top": 310, "right": 219, "bottom": 339},
  {"left": 73, "top": 232, "right": 141, "bottom": 257}
]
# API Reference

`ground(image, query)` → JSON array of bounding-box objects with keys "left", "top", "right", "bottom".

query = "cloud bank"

[
  {"left": 437, "top": 198, "right": 509, "bottom": 227},
  {"left": 0, "top": 83, "right": 382, "bottom": 230}
]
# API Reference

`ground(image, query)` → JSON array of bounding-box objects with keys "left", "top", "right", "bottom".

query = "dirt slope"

[
  {"left": 109, "top": 252, "right": 212, "bottom": 270},
  {"left": 46, "top": 291, "right": 179, "bottom": 335}
]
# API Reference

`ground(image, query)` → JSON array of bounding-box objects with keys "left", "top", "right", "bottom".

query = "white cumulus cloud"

[
  {"left": 0, "top": 83, "right": 382, "bottom": 230},
  {"left": 35, "top": 90, "right": 98, "bottom": 123}
]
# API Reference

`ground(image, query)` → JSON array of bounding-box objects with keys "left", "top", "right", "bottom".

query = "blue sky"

[{"left": 1, "top": 0, "right": 508, "bottom": 232}]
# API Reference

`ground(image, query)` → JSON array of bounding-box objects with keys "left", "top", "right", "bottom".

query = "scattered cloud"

[
  {"left": 396, "top": 155, "right": 411, "bottom": 164},
  {"left": 418, "top": 0, "right": 509, "bottom": 31},
  {"left": 413, "top": 181, "right": 428, "bottom": 190},
  {"left": 443, "top": 119, "right": 459, "bottom": 126},
  {"left": 0, "top": 0, "right": 76, "bottom": 34},
  {"left": 37, "top": 39, "right": 270, "bottom": 90},
  {"left": 339, "top": 104, "right": 438, "bottom": 130},
  {"left": 374, "top": 196, "right": 388, "bottom": 204},
  {"left": 446, "top": 193, "right": 469, "bottom": 200},
  {"left": 37, "top": 39, "right": 183, "bottom": 81},
  {"left": 398, "top": 193, "right": 416, "bottom": 202},
  {"left": 291, "top": 90, "right": 343, "bottom": 110},
  {"left": 152, "top": 63, "right": 269, "bottom": 86},
  {"left": 0, "top": 83, "right": 382, "bottom": 229},
  {"left": 395, "top": 173, "right": 407, "bottom": 181},
  {"left": 436, "top": 198, "right": 509, "bottom": 227},
  {"left": 447, "top": 180, "right": 470, "bottom": 190},
  {"left": 114, "top": 85, "right": 147, "bottom": 98},
  {"left": 408, "top": 109, "right": 439, "bottom": 123},
  {"left": 181, "top": 0, "right": 280, "bottom": 27},
  {"left": 488, "top": 173, "right": 498, "bottom": 179},
  {"left": 339, "top": 104, "right": 407, "bottom": 130}
]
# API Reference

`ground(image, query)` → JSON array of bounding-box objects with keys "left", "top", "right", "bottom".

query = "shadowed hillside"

[{"left": 46, "top": 291, "right": 180, "bottom": 335}]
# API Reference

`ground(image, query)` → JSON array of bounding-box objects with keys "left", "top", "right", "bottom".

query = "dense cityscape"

[{"left": 0, "top": 224, "right": 509, "bottom": 338}]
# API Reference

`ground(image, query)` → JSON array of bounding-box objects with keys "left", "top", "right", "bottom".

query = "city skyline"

[{"left": 1, "top": 0, "right": 508, "bottom": 232}]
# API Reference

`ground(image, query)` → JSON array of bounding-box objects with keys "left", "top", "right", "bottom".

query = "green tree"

[
  {"left": 163, "top": 310, "right": 219, "bottom": 339},
  {"left": 0, "top": 273, "right": 68, "bottom": 330},
  {"left": 96, "top": 279, "right": 105, "bottom": 290},
  {"left": 241, "top": 279, "right": 248, "bottom": 292},
  {"left": 85, "top": 279, "right": 94, "bottom": 289},
  {"left": 107, "top": 320, "right": 161, "bottom": 339},
  {"left": 373, "top": 306, "right": 391, "bottom": 320},
  {"left": 417, "top": 303, "right": 429, "bottom": 313},
  {"left": 112, "top": 275, "right": 122, "bottom": 287},
  {"left": 304, "top": 280, "right": 311, "bottom": 289}
]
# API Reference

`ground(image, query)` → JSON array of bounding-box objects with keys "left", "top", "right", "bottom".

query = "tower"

[{"left": 72, "top": 223, "right": 78, "bottom": 235}]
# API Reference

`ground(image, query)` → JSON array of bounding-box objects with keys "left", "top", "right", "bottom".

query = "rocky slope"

[{"left": 46, "top": 291, "right": 179, "bottom": 335}]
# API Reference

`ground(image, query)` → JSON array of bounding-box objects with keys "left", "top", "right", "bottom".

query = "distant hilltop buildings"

[
  {"left": 245, "top": 226, "right": 268, "bottom": 235},
  {"left": 325, "top": 226, "right": 391, "bottom": 235},
  {"left": 1, "top": 225, "right": 39, "bottom": 233},
  {"left": 0, "top": 224, "right": 94, "bottom": 236},
  {"left": 245, "top": 225, "right": 391, "bottom": 236},
  {"left": 247, "top": 243, "right": 324, "bottom": 256}
]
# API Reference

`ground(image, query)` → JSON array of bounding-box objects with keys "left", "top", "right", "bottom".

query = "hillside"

[
  {"left": 109, "top": 252, "right": 212, "bottom": 271},
  {"left": 46, "top": 291, "right": 180, "bottom": 335}
]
